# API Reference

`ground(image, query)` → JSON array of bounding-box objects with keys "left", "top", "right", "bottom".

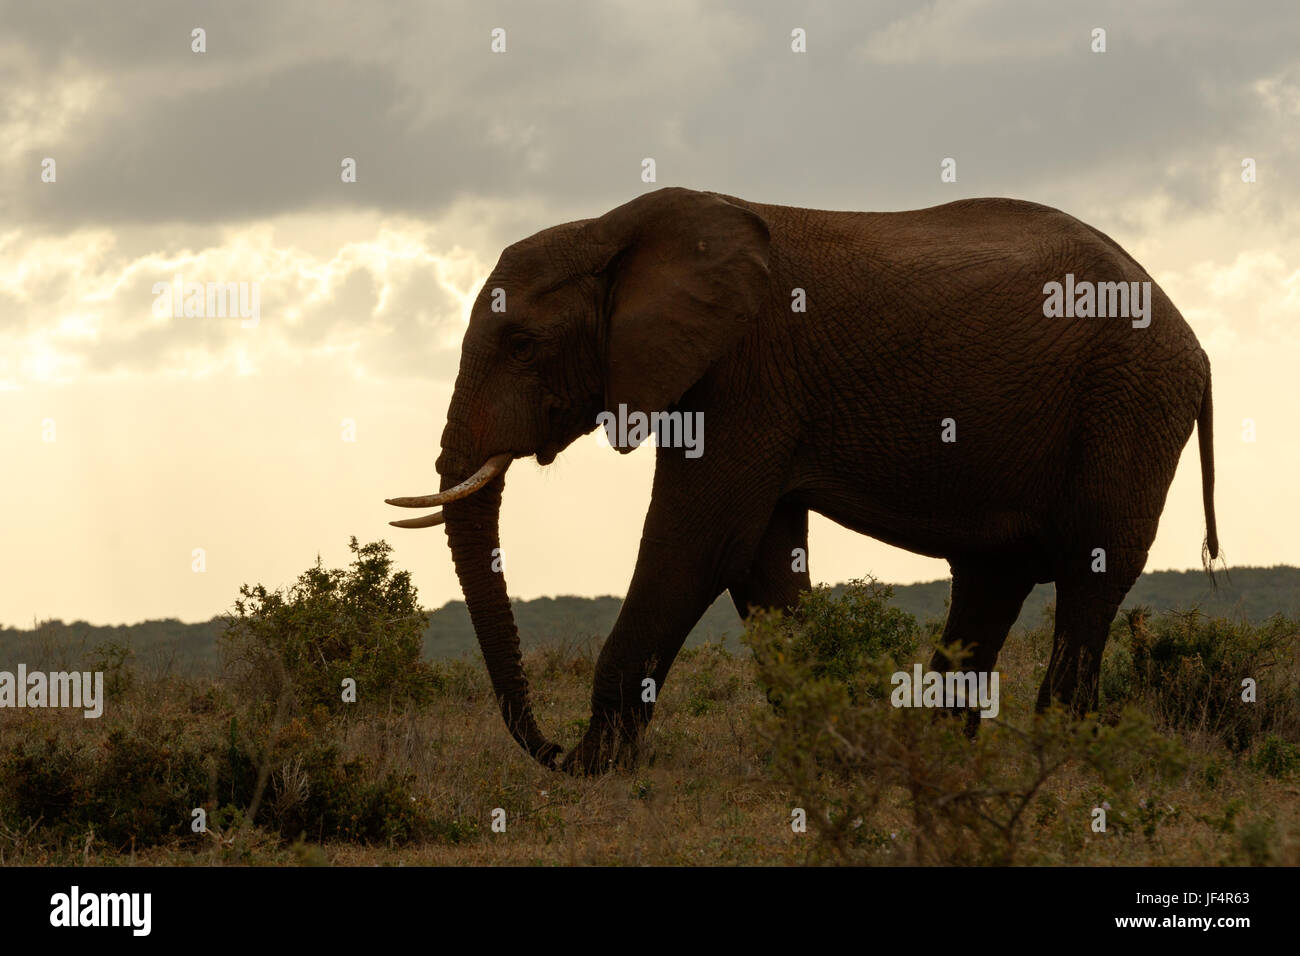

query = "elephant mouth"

[{"left": 385, "top": 453, "right": 513, "bottom": 529}]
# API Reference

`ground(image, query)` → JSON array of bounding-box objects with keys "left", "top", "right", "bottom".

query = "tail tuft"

[{"left": 1197, "top": 366, "right": 1222, "bottom": 586}]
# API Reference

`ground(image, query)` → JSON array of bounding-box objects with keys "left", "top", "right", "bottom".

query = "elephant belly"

[{"left": 797, "top": 485, "right": 1050, "bottom": 563}]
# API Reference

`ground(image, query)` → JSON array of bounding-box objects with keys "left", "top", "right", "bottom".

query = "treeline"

[{"left": 3, "top": 565, "right": 1297, "bottom": 674}]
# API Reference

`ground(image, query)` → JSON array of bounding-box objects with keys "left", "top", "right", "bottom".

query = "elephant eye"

[{"left": 507, "top": 332, "right": 535, "bottom": 363}]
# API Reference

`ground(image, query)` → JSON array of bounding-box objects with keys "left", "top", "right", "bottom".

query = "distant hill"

[
  {"left": 0, "top": 616, "right": 228, "bottom": 676},
  {"left": 425, "top": 565, "right": 1300, "bottom": 657},
  {"left": 4, "top": 566, "right": 1297, "bottom": 672}
]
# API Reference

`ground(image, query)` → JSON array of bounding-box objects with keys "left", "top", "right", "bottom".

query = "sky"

[{"left": 2, "top": 0, "right": 1298, "bottom": 627}]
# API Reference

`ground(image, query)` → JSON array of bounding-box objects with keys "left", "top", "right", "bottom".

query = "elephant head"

[{"left": 386, "top": 187, "right": 770, "bottom": 769}]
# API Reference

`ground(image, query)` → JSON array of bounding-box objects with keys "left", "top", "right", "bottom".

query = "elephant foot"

[
  {"left": 560, "top": 711, "right": 642, "bottom": 776},
  {"left": 926, "top": 701, "right": 983, "bottom": 739},
  {"left": 529, "top": 737, "right": 564, "bottom": 770},
  {"left": 1034, "top": 671, "right": 1100, "bottom": 720}
]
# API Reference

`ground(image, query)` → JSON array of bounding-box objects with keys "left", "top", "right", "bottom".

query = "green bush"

[
  {"left": 0, "top": 541, "right": 458, "bottom": 852},
  {"left": 0, "top": 714, "right": 450, "bottom": 850},
  {"left": 744, "top": 582, "right": 1187, "bottom": 865},
  {"left": 0, "top": 726, "right": 208, "bottom": 850},
  {"left": 1250, "top": 734, "right": 1300, "bottom": 779},
  {"left": 89, "top": 640, "right": 134, "bottom": 697},
  {"left": 1099, "top": 607, "right": 1300, "bottom": 750},
  {"left": 748, "top": 579, "right": 921, "bottom": 709},
  {"left": 221, "top": 538, "right": 434, "bottom": 714},
  {"left": 265, "top": 742, "right": 437, "bottom": 845}
]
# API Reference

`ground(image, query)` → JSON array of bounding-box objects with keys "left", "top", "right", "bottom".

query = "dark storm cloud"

[{"left": 4, "top": 0, "right": 1300, "bottom": 230}]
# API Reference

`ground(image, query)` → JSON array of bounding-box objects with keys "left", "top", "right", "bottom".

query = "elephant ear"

[{"left": 585, "top": 188, "right": 771, "bottom": 443}]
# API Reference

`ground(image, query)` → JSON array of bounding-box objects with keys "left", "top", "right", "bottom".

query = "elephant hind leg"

[
  {"left": 729, "top": 500, "right": 810, "bottom": 619},
  {"left": 1037, "top": 548, "right": 1146, "bottom": 716},
  {"left": 928, "top": 559, "right": 1036, "bottom": 677},
  {"left": 929, "top": 560, "right": 1036, "bottom": 733}
]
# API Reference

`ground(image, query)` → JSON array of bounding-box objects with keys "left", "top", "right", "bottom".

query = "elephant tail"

[{"left": 1197, "top": 366, "right": 1221, "bottom": 577}]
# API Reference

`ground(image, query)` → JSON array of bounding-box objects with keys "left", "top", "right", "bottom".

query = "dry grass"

[{"left": 1, "top": 625, "right": 1297, "bottom": 866}]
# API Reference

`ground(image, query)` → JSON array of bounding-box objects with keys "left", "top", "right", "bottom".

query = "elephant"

[{"left": 387, "top": 186, "right": 1218, "bottom": 775}]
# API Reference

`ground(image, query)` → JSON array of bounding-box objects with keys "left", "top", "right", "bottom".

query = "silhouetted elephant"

[{"left": 387, "top": 187, "right": 1218, "bottom": 774}]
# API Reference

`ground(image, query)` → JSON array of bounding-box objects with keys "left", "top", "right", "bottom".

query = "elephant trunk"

[{"left": 440, "top": 454, "right": 561, "bottom": 769}]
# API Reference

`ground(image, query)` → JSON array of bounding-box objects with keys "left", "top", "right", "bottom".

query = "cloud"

[
  {"left": 2, "top": 0, "right": 1299, "bottom": 625},
  {"left": 858, "top": 0, "right": 1077, "bottom": 65},
  {"left": 4, "top": 0, "right": 1298, "bottom": 233},
  {"left": 0, "top": 201, "right": 548, "bottom": 388}
]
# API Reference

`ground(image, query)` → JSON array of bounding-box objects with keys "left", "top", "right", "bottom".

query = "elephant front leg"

[
  {"left": 560, "top": 535, "right": 727, "bottom": 775},
  {"left": 561, "top": 476, "right": 782, "bottom": 774},
  {"left": 560, "top": 656, "right": 652, "bottom": 775}
]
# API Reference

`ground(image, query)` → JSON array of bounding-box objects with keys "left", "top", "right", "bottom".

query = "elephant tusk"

[
  {"left": 385, "top": 453, "right": 513, "bottom": 508},
  {"left": 388, "top": 512, "right": 446, "bottom": 529}
]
